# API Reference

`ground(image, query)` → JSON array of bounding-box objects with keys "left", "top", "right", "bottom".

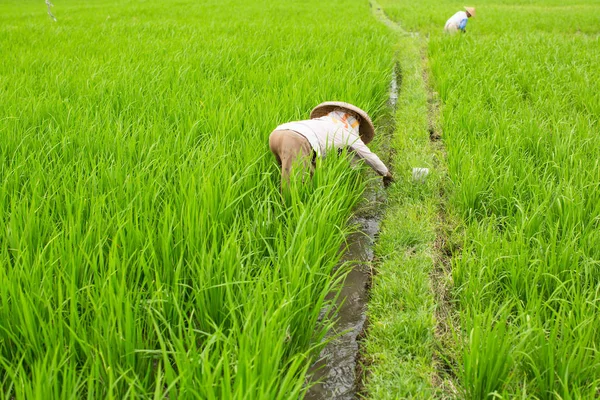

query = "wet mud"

[
  {"left": 305, "top": 216, "right": 380, "bottom": 400},
  {"left": 306, "top": 62, "right": 399, "bottom": 400}
]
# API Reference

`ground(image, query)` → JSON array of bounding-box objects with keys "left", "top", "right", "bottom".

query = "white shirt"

[
  {"left": 445, "top": 11, "right": 468, "bottom": 31},
  {"left": 275, "top": 113, "right": 389, "bottom": 176}
]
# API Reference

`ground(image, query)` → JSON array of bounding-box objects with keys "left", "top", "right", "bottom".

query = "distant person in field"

[
  {"left": 444, "top": 7, "right": 475, "bottom": 33},
  {"left": 269, "top": 101, "right": 394, "bottom": 188}
]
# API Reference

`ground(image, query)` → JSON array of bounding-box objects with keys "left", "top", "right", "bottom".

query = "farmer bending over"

[
  {"left": 269, "top": 101, "right": 393, "bottom": 188},
  {"left": 444, "top": 7, "right": 475, "bottom": 33}
]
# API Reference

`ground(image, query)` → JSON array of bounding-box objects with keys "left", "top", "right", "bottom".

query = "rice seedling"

[
  {"left": 0, "top": 0, "right": 395, "bottom": 397},
  {"left": 367, "top": 0, "right": 600, "bottom": 397}
]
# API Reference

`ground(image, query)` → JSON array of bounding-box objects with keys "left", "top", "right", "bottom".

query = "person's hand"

[{"left": 383, "top": 172, "right": 394, "bottom": 188}]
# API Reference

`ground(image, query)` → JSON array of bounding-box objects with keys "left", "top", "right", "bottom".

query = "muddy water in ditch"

[
  {"left": 305, "top": 65, "right": 399, "bottom": 400},
  {"left": 305, "top": 215, "right": 380, "bottom": 400}
]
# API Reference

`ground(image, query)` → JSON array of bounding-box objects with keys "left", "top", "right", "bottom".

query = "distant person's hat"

[
  {"left": 464, "top": 6, "right": 476, "bottom": 16},
  {"left": 310, "top": 101, "right": 375, "bottom": 144}
]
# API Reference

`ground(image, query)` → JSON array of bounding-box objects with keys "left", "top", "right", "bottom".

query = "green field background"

[
  {"left": 374, "top": 0, "right": 600, "bottom": 397},
  {"left": 0, "top": 0, "right": 394, "bottom": 398},
  {"left": 3, "top": 0, "right": 600, "bottom": 398}
]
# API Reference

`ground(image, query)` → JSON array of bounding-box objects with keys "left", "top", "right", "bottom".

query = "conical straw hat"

[
  {"left": 310, "top": 101, "right": 375, "bottom": 144},
  {"left": 464, "top": 6, "right": 476, "bottom": 17}
]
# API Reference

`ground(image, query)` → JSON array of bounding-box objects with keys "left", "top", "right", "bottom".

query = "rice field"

[
  {"left": 368, "top": 0, "right": 600, "bottom": 398},
  {"left": 3, "top": 0, "right": 600, "bottom": 398},
  {"left": 0, "top": 0, "right": 395, "bottom": 397}
]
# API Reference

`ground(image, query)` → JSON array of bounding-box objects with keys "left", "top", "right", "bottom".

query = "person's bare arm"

[{"left": 348, "top": 139, "right": 394, "bottom": 186}]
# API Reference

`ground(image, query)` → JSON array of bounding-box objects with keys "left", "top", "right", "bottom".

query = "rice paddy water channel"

[
  {"left": 305, "top": 214, "right": 380, "bottom": 399},
  {"left": 306, "top": 66, "right": 399, "bottom": 399}
]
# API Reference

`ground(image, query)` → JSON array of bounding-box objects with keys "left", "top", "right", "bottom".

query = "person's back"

[
  {"left": 445, "top": 7, "right": 475, "bottom": 33},
  {"left": 268, "top": 102, "right": 393, "bottom": 188},
  {"left": 277, "top": 115, "right": 389, "bottom": 176}
]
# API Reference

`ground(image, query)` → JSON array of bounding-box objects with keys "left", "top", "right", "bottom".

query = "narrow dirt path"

[
  {"left": 369, "top": 0, "right": 408, "bottom": 35},
  {"left": 361, "top": 1, "right": 460, "bottom": 397},
  {"left": 421, "top": 48, "right": 460, "bottom": 398}
]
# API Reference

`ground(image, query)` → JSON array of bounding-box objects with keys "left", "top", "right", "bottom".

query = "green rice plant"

[
  {"left": 460, "top": 307, "right": 516, "bottom": 399},
  {"left": 374, "top": 0, "right": 600, "bottom": 396},
  {"left": 362, "top": 32, "right": 441, "bottom": 398},
  {"left": 0, "top": 0, "right": 395, "bottom": 397}
]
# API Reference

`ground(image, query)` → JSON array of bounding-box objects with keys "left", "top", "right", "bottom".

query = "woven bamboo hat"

[
  {"left": 464, "top": 6, "right": 476, "bottom": 17},
  {"left": 310, "top": 101, "right": 375, "bottom": 144}
]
